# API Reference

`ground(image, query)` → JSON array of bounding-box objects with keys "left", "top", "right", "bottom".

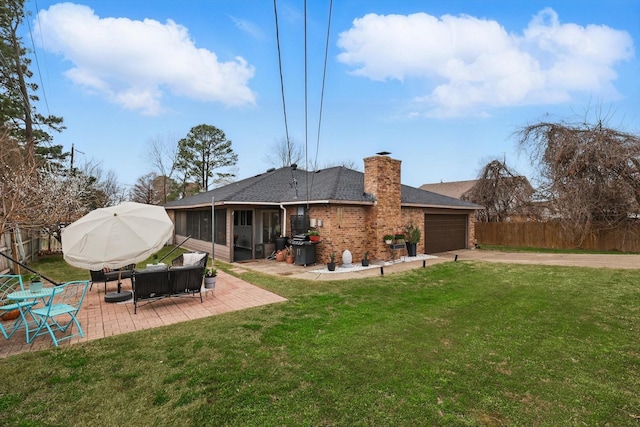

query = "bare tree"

[
  {"left": 517, "top": 116, "right": 640, "bottom": 243},
  {"left": 0, "top": 128, "right": 91, "bottom": 240},
  {"left": 263, "top": 137, "right": 303, "bottom": 168},
  {"left": 463, "top": 160, "right": 535, "bottom": 222},
  {"left": 146, "top": 133, "right": 179, "bottom": 203},
  {"left": 130, "top": 172, "right": 158, "bottom": 204},
  {"left": 321, "top": 159, "right": 362, "bottom": 171},
  {"left": 77, "top": 161, "right": 125, "bottom": 208}
]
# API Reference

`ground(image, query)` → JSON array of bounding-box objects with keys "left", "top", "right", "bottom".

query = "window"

[
  {"left": 261, "top": 211, "right": 281, "bottom": 243},
  {"left": 186, "top": 211, "right": 208, "bottom": 241},
  {"left": 174, "top": 209, "right": 226, "bottom": 244},
  {"left": 234, "top": 210, "right": 252, "bottom": 226},
  {"left": 214, "top": 210, "right": 226, "bottom": 245}
]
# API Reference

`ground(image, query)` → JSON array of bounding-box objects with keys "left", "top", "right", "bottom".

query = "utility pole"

[{"left": 70, "top": 143, "right": 84, "bottom": 174}]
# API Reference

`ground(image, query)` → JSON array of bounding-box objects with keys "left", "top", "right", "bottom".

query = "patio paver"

[{"left": 0, "top": 270, "right": 286, "bottom": 359}]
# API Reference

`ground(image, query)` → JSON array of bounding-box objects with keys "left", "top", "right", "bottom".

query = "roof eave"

[
  {"left": 401, "top": 202, "right": 480, "bottom": 210},
  {"left": 165, "top": 199, "right": 376, "bottom": 209}
]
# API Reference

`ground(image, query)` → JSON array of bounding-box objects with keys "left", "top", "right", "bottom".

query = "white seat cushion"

[{"left": 182, "top": 252, "right": 206, "bottom": 266}]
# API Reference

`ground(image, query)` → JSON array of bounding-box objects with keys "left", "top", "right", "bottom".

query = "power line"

[
  {"left": 273, "top": 0, "right": 292, "bottom": 166},
  {"left": 274, "top": 1, "right": 334, "bottom": 204},
  {"left": 26, "top": 4, "right": 51, "bottom": 117},
  {"left": 310, "top": 0, "right": 333, "bottom": 196},
  {"left": 304, "top": 0, "right": 309, "bottom": 204},
  {"left": 273, "top": 0, "right": 298, "bottom": 195}
]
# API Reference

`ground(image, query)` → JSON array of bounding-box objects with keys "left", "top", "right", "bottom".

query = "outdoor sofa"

[{"left": 132, "top": 252, "right": 208, "bottom": 313}]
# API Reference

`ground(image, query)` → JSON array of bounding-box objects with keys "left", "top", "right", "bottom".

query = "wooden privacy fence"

[
  {"left": 0, "top": 229, "right": 62, "bottom": 274},
  {"left": 475, "top": 222, "right": 640, "bottom": 253}
]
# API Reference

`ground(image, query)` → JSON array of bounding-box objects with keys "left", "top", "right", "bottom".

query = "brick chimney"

[{"left": 364, "top": 154, "right": 402, "bottom": 256}]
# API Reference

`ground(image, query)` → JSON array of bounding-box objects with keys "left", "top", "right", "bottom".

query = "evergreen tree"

[
  {"left": 176, "top": 124, "right": 238, "bottom": 192},
  {"left": 0, "top": 0, "right": 64, "bottom": 163}
]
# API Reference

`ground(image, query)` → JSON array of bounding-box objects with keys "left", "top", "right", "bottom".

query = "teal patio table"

[{"left": 7, "top": 287, "right": 63, "bottom": 343}]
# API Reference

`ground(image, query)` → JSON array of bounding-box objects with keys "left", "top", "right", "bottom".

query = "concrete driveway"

[
  {"left": 442, "top": 249, "right": 640, "bottom": 269},
  {"left": 233, "top": 249, "right": 640, "bottom": 281}
]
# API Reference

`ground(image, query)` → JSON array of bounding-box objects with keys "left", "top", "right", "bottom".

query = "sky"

[{"left": 24, "top": 0, "right": 640, "bottom": 190}]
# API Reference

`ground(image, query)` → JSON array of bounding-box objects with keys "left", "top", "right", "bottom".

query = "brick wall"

[
  {"left": 308, "top": 204, "right": 370, "bottom": 264},
  {"left": 468, "top": 215, "right": 476, "bottom": 248},
  {"left": 364, "top": 155, "right": 403, "bottom": 261},
  {"left": 401, "top": 208, "right": 425, "bottom": 254}
]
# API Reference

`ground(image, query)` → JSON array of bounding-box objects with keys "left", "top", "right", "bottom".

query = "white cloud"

[
  {"left": 229, "top": 15, "right": 264, "bottom": 40},
  {"left": 337, "top": 8, "right": 634, "bottom": 118},
  {"left": 35, "top": 3, "right": 256, "bottom": 115}
]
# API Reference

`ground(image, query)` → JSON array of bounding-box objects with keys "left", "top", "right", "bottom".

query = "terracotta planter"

[
  {"left": 286, "top": 255, "right": 294, "bottom": 264},
  {"left": 275, "top": 251, "right": 285, "bottom": 262},
  {"left": 1, "top": 309, "right": 20, "bottom": 321},
  {"left": 309, "top": 235, "right": 320, "bottom": 242}
]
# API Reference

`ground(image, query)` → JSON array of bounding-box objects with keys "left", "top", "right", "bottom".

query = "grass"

[{"left": 1, "top": 257, "right": 639, "bottom": 425}]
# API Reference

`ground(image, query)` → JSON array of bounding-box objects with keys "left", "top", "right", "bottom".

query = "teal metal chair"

[
  {"left": 0, "top": 274, "right": 34, "bottom": 340},
  {"left": 29, "top": 280, "right": 90, "bottom": 346}
]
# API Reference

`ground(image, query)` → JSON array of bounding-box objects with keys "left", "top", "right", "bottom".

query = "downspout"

[{"left": 280, "top": 204, "right": 287, "bottom": 237}]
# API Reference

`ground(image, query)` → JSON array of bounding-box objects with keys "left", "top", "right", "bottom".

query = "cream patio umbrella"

[{"left": 62, "top": 202, "right": 174, "bottom": 301}]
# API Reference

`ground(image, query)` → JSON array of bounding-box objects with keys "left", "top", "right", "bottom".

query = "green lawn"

[{"left": 1, "top": 258, "right": 639, "bottom": 426}]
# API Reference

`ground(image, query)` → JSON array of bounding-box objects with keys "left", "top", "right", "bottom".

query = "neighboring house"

[
  {"left": 421, "top": 177, "right": 537, "bottom": 222},
  {"left": 419, "top": 180, "right": 478, "bottom": 200},
  {"left": 164, "top": 154, "right": 481, "bottom": 264}
]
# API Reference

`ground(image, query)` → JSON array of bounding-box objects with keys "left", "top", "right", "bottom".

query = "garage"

[{"left": 424, "top": 214, "right": 468, "bottom": 253}]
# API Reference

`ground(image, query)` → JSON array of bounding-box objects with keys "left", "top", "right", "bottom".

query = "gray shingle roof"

[{"left": 164, "top": 165, "right": 480, "bottom": 210}]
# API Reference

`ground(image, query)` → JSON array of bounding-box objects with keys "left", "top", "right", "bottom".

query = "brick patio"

[{"left": 0, "top": 270, "right": 287, "bottom": 359}]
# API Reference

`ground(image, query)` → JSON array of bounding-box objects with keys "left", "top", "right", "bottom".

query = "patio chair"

[
  {"left": 0, "top": 274, "right": 34, "bottom": 340},
  {"left": 29, "top": 280, "right": 90, "bottom": 347},
  {"left": 89, "top": 263, "right": 136, "bottom": 293}
]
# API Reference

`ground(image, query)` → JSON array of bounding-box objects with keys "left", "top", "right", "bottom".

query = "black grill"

[
  {"left": 291, "top": 234, "right": 309, "bottom": 244},
  {"left": 291, "top": 234, "right": 317, "bottom": 266}
]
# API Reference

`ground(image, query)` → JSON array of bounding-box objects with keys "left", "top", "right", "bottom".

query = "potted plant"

[
  {"left": 29, "top": 273, "right": 43, "bottom": 293},
  {"left": 285, "top": 246, "right": 295, "bottom": 264},
  {"left": 308, "top": 229, "right": 320, "bottom": 242},
  {"left": 383, "top": 234, "right": 394, "bottom": 244},
  {"left": 404, "top": 222, "right": 421, "bottom": 257},
  {"left": 275, "top": 249, "right": 285, "bottom": 262},
  {"left": 204, "top": 267, "right": 217, "bottom": 289},
  {"left": 361, "top": 251, "right": 370, "bottom": 267},
  {"left": 327, "top": 253, "right": 336, "bottom": 271}
]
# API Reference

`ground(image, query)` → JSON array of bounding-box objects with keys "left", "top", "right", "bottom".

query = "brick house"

[{"left": 163, "top": 154, "right": 480, "bottom": 265}]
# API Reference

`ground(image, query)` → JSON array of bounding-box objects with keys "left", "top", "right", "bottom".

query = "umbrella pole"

[
  {"left": 157, "top": 235, "right": 192, "bottom": 264},
  {"left": 0, "top": 251, "right": 60, "bottom": 286}
]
